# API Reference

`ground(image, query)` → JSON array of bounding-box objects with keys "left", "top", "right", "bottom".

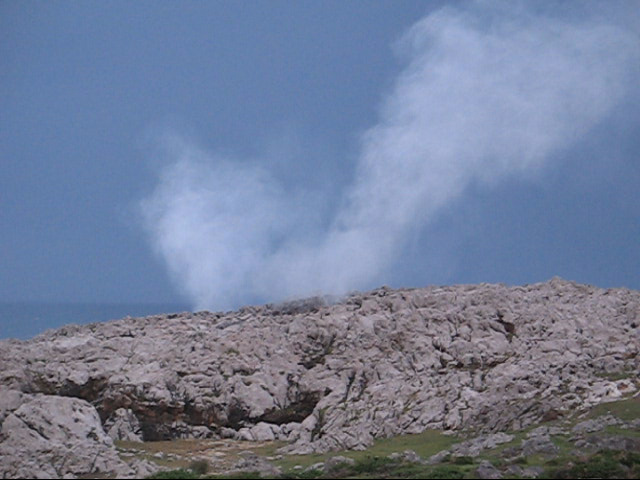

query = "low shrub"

[
  {"left": 549, "top": 450, "right": 626, "bottom": 479},
  {"left": 147, "top": 469, "right": 201, "bottom": 479},
  {"left": 451, "top": 455, "right": 474, "bottom": 465},
  {"left": 278, "top": 469, "right": 323, "bottom": 479},
  {"left": 190, "top": 459, "right": 210, "bottom": 475},
  {"left": 351, "top": 455, "right": 396, "bottom": 474},
  {"left": 425, "top": 465, "right": 465, "bottom": 479}
]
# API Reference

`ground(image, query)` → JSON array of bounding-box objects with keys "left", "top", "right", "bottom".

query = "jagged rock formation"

[
  {"left": 0, "top": 390, "right": 138, "bottom": 478},
  {"left": 0, "top": 278, "right": 638, "bottom": 478}
]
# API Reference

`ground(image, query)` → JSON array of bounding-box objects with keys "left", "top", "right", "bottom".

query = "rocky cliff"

[{"left": 1, "top": 278, "right": 638, "bottom": 478}]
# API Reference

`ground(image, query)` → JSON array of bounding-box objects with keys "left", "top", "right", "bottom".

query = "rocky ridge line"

[{"left": 0, "top": 278, "right": 638, "bottom": 478}]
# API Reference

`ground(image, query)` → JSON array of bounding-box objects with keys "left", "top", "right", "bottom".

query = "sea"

[{"left": 0, "top": 302, "right": 191, "bottom": 340}]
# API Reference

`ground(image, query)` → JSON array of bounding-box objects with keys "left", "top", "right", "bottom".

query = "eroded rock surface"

[
  {"left": 1, "top": 278, "right": 638, "bottom": 478},
  {"left": 0, "top": 392, "right": 129, "bottom": 478}
]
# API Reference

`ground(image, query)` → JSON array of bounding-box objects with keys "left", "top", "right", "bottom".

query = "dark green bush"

[
  {"left": 205, "top": 472, "right": 264, "bottom": 479},
  {"left": 451, "top": 455, "right": 474, "bottom": 465},
  {"left": 351, "top": 455, "right": 396, "bottom": 474},
  {"left": 425, "top": 465, "right": 465, "bottom": 479},
  {"left": 389, "top": 463, "right": 431, "bottom": 478},
  {"left": 549, "top": 450, "right": 625, "bottom": 479},
  {"left": 620, "top": 451, "right": 640, "bottom": 468},
  {"left": 190, "top": 459, "right": 210, "bottom": 475},
  {"left": 147, "top": 469, "right": 201, "bottom": 479},
  {"left": 278, "top": 469, "right": 323, "bottom": 479}
]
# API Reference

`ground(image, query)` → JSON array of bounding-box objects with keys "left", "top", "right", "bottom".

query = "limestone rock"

[
  {"left": 450, "top": 432, "right": 514, "bottom": 457},
  {"left": 324, "top": 455, "right": 356, "bottom": 472},
  {"left": 506, "top": 465, "right": 544, "bottom": 478},
  {"left": 0, "top": 278, "right": 639, "bottom": 477},
  {"left": 428, "top": 449, "right": 452, "bottom": 464},
  {"left": 501, "top": 425, "right": 561, "bottom": 460},
  {"left": 237, "top": 422, "right": 281, "bottom": 441},
  {"left": 388, "top": 449, "right": 424, "bottom": 464},
  {"left": 305, "top": 462, "right": 325, "bottom": 473},
  {"left": 104, "top": 408, "right": 143, "bottom": 442},
  {"left": 0, "top": 394, "right": 128, "bottom": 479},
  {"left": 233, "top": 451, "right": 281, "bottom": 476},
  {"left": 476, "top": 460, "right": 503, "bottom": 479},
  {"left": 571, "top": 414, "right": 621, "bottom": 435},
  {"left": 520, "top": 434, "right": 558, "bottom": 457},
  {"left": 574, "top": 434, "right": 640, "bottom": 452},
  {"left": 117, "top": 458, "right": 159, "bottom": 479},
  {"left": 0, "top": 388, "right": 23, "bottom": 423}
]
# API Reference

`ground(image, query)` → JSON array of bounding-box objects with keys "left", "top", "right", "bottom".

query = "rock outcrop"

[
  {"left": 0, "top": 390, "right": 131, "bottom": 478},
  {"left": 0, "top": 278, "right": 638, "bottom": 478}
]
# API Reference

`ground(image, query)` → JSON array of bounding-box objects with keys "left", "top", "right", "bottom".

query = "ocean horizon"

[{"left": 0, "top": 301, "right": 191, "bottom": 340}]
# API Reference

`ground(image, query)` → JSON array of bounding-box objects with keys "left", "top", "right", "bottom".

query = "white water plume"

[{"left": 141, "top": 1, "right": 639, "bottom": 310}]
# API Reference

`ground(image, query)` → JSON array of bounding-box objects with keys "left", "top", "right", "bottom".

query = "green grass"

[
  {"left": 549, "top": 434, "right": 574, "bottom": 460},
  {"left": 546, "top": 450, "right": 640, "bottom": 479},
  {"left": 205, "top": 473, "right": 271, "bottom": 479},
  {"left": 278, "top": 470, "right": 324, "bottom": 479},
  {"left": 603, "top": 425, "right": 640, "bottom": 438},
  {"left": 423, "top": 465, "right": 466, "bottom": 479},
  {"left": 279, "top": 457, "right": 470, "bottom": 479},
  {"left": 351, "top": 456, "right": 396, "bottom": 475},
  {"left": 586, "top": 397, "right": 640, "bottom": 423},
  {"left": 274, "top": 429, "right": 457, "bottom": 473},
  {"left": 450, "top": 456, "right": 474, "bottom": 465},
  {"left": 144, "top": 442, "right": 640, "bottom": 480},
  {"left": 251, "top": 441, "right": 287, "bottom": 457},
  {"left": 138, "top": 395, "right": 639, "bottom": 479},
  {"left": 147, "top": 469, "right": 201, "bottom": 479}
]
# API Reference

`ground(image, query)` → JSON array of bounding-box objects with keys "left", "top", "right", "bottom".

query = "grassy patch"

[
  {"left": 275, "top": 429, "right": 457, "bottom": 473},
  {"left": 450, "top": 456, "right": 474, "bottom": 465},
  {"left": 278, "top": 469, "right": 324, "bottom": 479},
  {"left": 345, "top": 429, "right": 458, "bottom": 463},
  {"left": 350, "top": 455, "right": 396, "bottom": 475},
  {"left": 278, "top": 457, "right": 469, "bottom": 479},
  {"left": 585, "top": 397, "right": 640, "bottom": 423},
  {"left": 550, "top": 434, "right": 573, "bottom": 452},
  {"left": 147, "top": 469, "right": 201, "bottom": 479},
  {"left": 251, "top": 441, "right": 287, "bottom": 457},
  {"left": 546, "top": 449, "right": 639, "bottom": 479},
  {"left": 117, "top": 438, "right": 285, "bottom": 474},
  {"left": 603, "top": 425, "right": 640, "bottom": 438},
  {"left": 205, "top": 473, "right": 271, "bottom": 479},
  {"left": 424, "top": 465, "right": 466, "bottom": 479},
  {"left": 132, "top": 394, "right": 639, "bottom": 479},
  {"left": 116, "top": 439, "right": 213, "bottom": 456},
  {"left": 474, "top": 432, "right": 526, "bottom": 464}
]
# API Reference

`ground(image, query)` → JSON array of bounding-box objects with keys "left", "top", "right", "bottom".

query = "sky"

[{"left": 1, "top": 1, "right": 639, "bottom": 313}]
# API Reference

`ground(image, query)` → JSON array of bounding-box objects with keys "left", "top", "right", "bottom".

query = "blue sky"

[{"left": 1, "top": 1, "right": 639, "bottom": 309}]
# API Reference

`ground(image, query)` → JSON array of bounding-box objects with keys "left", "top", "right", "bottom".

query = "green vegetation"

[
  {"left": 190, "top": 459, "right": 211, "bottom": 476},
  {"left": 450, "top": 456, "right": 474, "bottom": 465},
  {"left": 143, "top": 447, "right": 640, "bottom": 479},
  {"left": 279, "top": 470, "right": 324, "bottom": 479},
  {"left": 586, "top": 397, "right": 640, "bottom": 423},
  {"left": 269, "top": 429, "right": 457, "bottom": 473},
  {"left": 548, "top": 450, "right": 640, "bottom": 479},
  {"left": 206, "top": 473, "right": 268, "bottom": 479},
  {"left": 147, "top": 469, "right": 201, "bottom": 479},
  {"left": 351, "top": 456, "right": 395, "bottom": 475},
  {"left": 423, "top": 465, "right": 466, "bottom": 479},
  {"left": 139, "top": 398, "right": 639, "bottom": 479}
]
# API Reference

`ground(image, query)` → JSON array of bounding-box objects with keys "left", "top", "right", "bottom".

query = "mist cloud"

[{"left": 141, "top": 1, "right": 639, "bottom": 310}]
